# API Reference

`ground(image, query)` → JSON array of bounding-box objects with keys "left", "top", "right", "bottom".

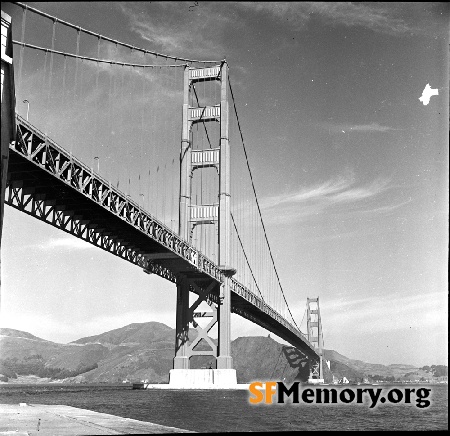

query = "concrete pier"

[
  {"left": 0, "top": 404, "right": 194, "bottom": 435},
  {"left": 145, "top": 382, "right": 250, "bottom": 390},
  {"left": 168, "top": 369, "right": 239, "bottom": 389}
]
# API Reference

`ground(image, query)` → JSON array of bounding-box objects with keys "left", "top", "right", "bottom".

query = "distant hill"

[
  {"left": 71, "top": 322, "right": 174, "bottom": 348},
  {"left": 0, "top": 324, "right": 446, "bottom": 384},
  {"left": 0, "top": 328, "right": 48, "bottom": 342},
  {"left": 322, "top": 350, "right": 418, "bottom": 380}
]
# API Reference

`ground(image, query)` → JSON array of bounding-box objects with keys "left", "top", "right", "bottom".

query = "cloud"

[
  {"left": 236, "top": 2, "right": 424, "bottom": 36},
  {"left": 257, "top": 170, "right": 418, "bottom": 226},
  {"left": 36, "top": 236, "right": 96, "bottom": 251},
  {"left": 260, "top": 171, "right": 396, "bottom": 224},
  {"left": 118, "top": 2, "right": 230, "bottom": 60},
  {"left": 322, "top": 121, "right": 397, "bottom": 134},
  {"left": 356, "top": 198, "right": 413, "bottom": 216},
  {"left": 321, "top": 291, "right": 448, "bottom": 335}
]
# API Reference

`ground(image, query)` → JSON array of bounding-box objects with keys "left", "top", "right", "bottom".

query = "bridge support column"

[
  {"left": 217, "top": 277, "right": 233, "bottom": 369},
  {"left": 306, "top": 297, "right": 324, "bottom": 383},
  {"left": 1, "top": 11, "right": 15, "bottom": 242},
  {"left": 178, "top": 66, "right": 191, "bottom": 241},
  {"left": 170, "top": 276, "right": 237, "bottom": 387},
  {"left": 308, "top": 354, "right": 324, "bottom": 384},
  {"left": 216, "top": 62, "right": 234, "bottom": 377},
  {"left": 173, "top": 276, "right": 190, "bottom": 369}
]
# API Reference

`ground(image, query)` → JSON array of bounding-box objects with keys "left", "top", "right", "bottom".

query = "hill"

[
  {"left": 71, "top": 322, "right": 174, "bottom": 348},
  {"left": 0, "top": 328, "right": 48, "bottom": 342},
  {"left": 0, "top": 324, "right": 446, "bottom": 384}
]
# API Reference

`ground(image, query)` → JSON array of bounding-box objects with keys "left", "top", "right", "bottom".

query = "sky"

[{"left": 1, "top": 2, "right": 448, "bottom": 368}]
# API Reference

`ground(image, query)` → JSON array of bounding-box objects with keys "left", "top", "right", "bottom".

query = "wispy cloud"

[
  {"left": 260, "top": 170, "right": 396, "bottom": 224},
  {"left": 118, "top": 2, "right": 231, "bottom": 60},
  {"left": 236, "top": 2, "right": 430, "bottom": 36},
  {"left": 321, "top": 121, "right": 397, "bottom": 134},
  {"left": 321, "top": 291, "right": 448, "bottom": 334},
  {"left": 356, "top": 198, "right": 413, "bottom": 216},
  {"left": 36, "top": 236, "right": 95, "bottom": 251}
]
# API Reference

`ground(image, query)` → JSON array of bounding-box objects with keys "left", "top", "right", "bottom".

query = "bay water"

[{"left": 0, "top": 384, "right": 447, "bottom": 432}]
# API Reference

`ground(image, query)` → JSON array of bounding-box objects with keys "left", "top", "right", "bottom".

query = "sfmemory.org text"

[{"left": 248, "top": 382, "right": 432, "bottom": 409}]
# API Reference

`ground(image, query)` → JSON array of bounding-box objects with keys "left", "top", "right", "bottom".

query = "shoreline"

[
  {"left": 1, "top": 377, "right": 447, "bottom": 387},
  {"left": 0, "top": 404, "right": 194, "bottom": 434}
]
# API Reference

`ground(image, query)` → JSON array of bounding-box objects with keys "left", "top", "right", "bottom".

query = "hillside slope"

[{"left": 1, "top": 324, "right": 442, "bottom": 384}]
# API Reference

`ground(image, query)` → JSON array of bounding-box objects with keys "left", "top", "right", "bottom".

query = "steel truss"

[{"left": 6, "top": 114, "right": 318, "bottom": 358}]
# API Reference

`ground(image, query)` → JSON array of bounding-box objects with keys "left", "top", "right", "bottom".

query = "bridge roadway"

[{"left": 5, "top": 114, "right": 318, "bottom": 359}]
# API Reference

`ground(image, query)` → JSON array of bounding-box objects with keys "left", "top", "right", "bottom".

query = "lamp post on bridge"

[
  {"left": 23, "top": 99, "right": 29, "bottom": 121},
  {"left": 93, "top": 156, "right": 99, "bottom": 173}
]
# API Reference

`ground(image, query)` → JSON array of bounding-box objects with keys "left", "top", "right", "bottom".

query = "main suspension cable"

[
  {"left": 230, "top": 212, "right": 265, "bottom": 302},
  {"left": 12, "top": 41, "right": 188, "bottom": 68},
  {"left": 12, "top": 1, "right": 220, "bottom": 64},
  {"left": 228, "top": 76, "right": 301, "bottom": 332}
]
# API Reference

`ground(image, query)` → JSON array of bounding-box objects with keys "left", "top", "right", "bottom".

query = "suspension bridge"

[{"left": 1, "top": 3, "right": 326, "bottom": 387}]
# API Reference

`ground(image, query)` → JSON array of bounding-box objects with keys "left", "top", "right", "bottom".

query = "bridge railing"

[{"left": 230, "top": 278, "right": 307, "bottom": 341}]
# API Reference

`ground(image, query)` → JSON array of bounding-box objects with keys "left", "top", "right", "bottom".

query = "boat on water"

[
  {"left": 132, "top": 380, "right": 150, "bottom": 389},
  {"left": 332, "top": 376, "right": 350, "bottom": 385}
]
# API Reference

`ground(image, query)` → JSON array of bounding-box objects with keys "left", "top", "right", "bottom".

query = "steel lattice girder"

[{"left": 6, "top": 114, "right": 318, "bottom": 358}]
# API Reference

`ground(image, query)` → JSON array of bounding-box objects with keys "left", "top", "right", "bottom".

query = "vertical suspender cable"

[
  {"left": 70, "top": 28, "right": 81, "bottom": 155},
  {"left": 94, "top": 36, "right": 101, "bottom": 169},
  {"left": 47, "top": 19, "right": 56, "bottom": 101},
  {"left": 152, "top": 68, "right": 158, "bottom": 217},
  {"left": 163, "top": 58, "right": 169, "bottom": 225},
  {"left": 41, "top": 49, "right": 48, "bottom": 133},
  {"left": 118, "top": 65, "right": 127, "bottom": 195},
  {"left": 61, "top": 55, "right": 67, "bottom": 112},
  {"left": 17, "top": 6, "right": 27, "bottom": 90},
  {"left": 141, "top": 65, "right": 145, "bottom": 209},
  {"left": 108, "top": 66, "right": 113, "bottom": 184},
  {"left": 228, "top": 76, "right": 301, "bottom": 331},
  {"left": 129, "top": 64, "right": 138, "bottom": 195},
  {"left": 73, "top": 28, "right": 81, "bottom": 99}
]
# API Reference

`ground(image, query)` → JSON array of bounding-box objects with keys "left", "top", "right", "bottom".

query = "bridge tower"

[
  {"left": 171, "top": 61, "right": 237, "bottom": 387},
  {"left": 306, "top": 297, "right": 325, "bottom": 383}
]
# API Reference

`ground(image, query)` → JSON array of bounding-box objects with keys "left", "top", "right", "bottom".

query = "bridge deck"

[{"left": 5, "top": 115, "right": 317, "bottom": 358}]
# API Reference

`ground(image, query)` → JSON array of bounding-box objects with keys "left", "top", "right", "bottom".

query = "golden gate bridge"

[{"left": 1, "top": 2, "right": 326, "bottom": 387}]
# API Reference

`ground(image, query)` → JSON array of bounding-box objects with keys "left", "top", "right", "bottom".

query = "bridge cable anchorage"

[
  {"left": 11, "top": 1, "right": 220, "bottom": 64},
  {"left": 228, "top": 76, "right": 301, "bottom": 331}
]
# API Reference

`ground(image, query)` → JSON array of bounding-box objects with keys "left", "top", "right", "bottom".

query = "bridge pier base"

[
  {"left": 169, "top": 368, "right": 237, "bottom": 389},
  {"left": 217, "top": 277, "right": 233, "bottom": 370},
  {"left": 216, "top": 356, "right": 233, "bottom": 369},
  {"left": 307, "top": 353, "right": 324, "bottom": 384}
]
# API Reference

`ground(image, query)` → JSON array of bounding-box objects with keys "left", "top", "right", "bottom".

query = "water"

[{"left": 0, "top": 384, "right": 447, "bottom": 432}]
